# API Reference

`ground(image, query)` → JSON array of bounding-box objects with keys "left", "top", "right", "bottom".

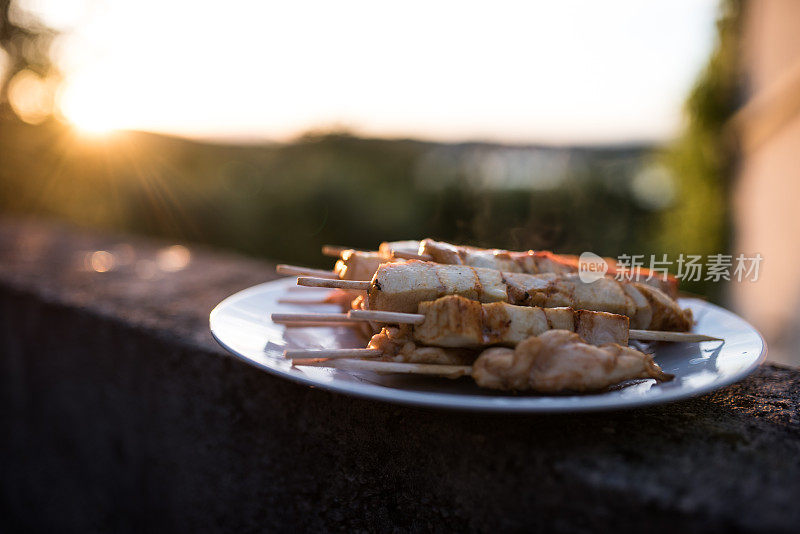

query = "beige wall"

[{"left": 733, "top": 0, "right": 800, "bottom": 365}]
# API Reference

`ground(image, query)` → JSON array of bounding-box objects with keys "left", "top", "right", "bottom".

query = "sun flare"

[
  {"left": 68, "top": 113, "right": 118, "bottom": 136},
  {"left": 39, "top": 0, "right": 718, "bottom": 144},
  {"left": 58, "top": 77, "right": 120, "bottom": 136}
]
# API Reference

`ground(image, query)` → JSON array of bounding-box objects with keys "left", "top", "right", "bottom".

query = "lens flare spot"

[
  {"left": 89, "top": 250, "right": 115, "bottom": 272},
  {"left": 58, "top": 75, "right": 119, "bottom": 135},
  {"left": 156, "top": 245, "right": 191, "bottom": 272},
  {"left": 8, "top": 69, "right": 55, "bottom": 125}
]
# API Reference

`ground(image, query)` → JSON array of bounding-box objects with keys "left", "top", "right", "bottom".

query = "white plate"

[{"left": 210, "top": 278, "right": 767, "bottom": 412}]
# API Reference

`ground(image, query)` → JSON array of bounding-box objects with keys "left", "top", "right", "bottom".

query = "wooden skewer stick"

[
  {"left": 321, "top": 245, "right": 370, "bottom": 257},
  {"left": 285, "top": 348, "right": 382, "bottom": 360},
  {"left": 321, "top": 245, "right": 348, "bottom": 257},
  {"left": 271, "top": 312, "right": 361, "bottom": 324},
  {"left": 276, "top": 264, "right": 338, "bottom": 278},
  {"left": 273, "top": 311, "right": 420, "bottom": 326},
  {"left": 297, "top": 276, "right": 370, "bottom": 291},
  {"left": 350, "top": 311, "right": 722, "bottom": 342},
  {"left": 277, "top": 297, "right": 334, "bottom": 305},
  {"left": 392, "top": 251, "right": 432, "bottom": 261},
  {"left": 294, "top": 357, "right": 472, "bottom": 377},
  {"left": 628, "top": 330, "right": 722, "bottom": 342},
  {"left": 348, "top": 309, "right": 425, "bottom": 324},
  {"left": 279, "top": 321, "right": 360, "bottom": 327},
  {"left": 286, "top": 285, "right": 330, "bottom": 293},
  {"left": 322, "top": 244, "right": 431, "bottom": 261},
  {"left": 277, "top": 309, "right": 722, "bottom": 343}
]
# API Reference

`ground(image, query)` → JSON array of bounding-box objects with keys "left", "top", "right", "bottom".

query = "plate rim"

[{"left": 210, "top": 278, "right": 768, "bottom": 413}]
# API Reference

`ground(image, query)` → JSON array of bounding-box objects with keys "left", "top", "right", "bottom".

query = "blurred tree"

[
  {"left": 0, "top": 0, "right": 58, "bottom": 116},
  {"left": 0, "top": 0, "right": 736, "bottom": 308},
  {"left": 658, "top": 0, "right": 742, "bottom": 297}
]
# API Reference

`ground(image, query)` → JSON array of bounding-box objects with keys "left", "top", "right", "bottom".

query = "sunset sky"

[{"left": 17, "top": 0, "right": 718, "bottom": 144}]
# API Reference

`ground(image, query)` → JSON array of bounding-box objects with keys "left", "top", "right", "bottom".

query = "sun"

[
  {"left": 58, "top": 76, "right": 120, "bottom": 136},
  {"left": 68, "top": 112, "right": 118, "bottom": 136}
]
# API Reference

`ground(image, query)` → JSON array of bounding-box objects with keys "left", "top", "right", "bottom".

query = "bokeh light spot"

[
  {"left": 89, "top": 250, "right": 115, "bottom": 272},
  {"left": 8, "top": 69, "right": 54, "bottom": 125},
  {"left": 156, "top": 245, "right": 191, "bottom": 272}
]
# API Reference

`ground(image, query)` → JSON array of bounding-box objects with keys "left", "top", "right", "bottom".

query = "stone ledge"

[{"left": 1, "top": 218, "right": 799, "bottom": 533}]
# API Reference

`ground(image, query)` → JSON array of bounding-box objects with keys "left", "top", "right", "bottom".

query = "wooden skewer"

[
  {"left": 628, "top": 330, "right": 722, "bottom": 342},
  {"left": 273, "top": 311, "right": 420, "bottom": 325},
  {"left": 321, "top": 245, "right": 348, "bottom": 257},
  {"left": 294, "top": 357, "right": 472, "bottom": 377},
  {"left": 276, "top": 264, "right": 338, "bottom": 278},
  {"left": 272, "top": 312, "right": 362, "bottom": 324},
  {"left": 322, "top": 244, "right": 431, "bottom": 261},
  {"left": 279, "top": 321, "right": 361, "bottom": 327},
  {"left": 274, "top": 309, "right": 723, "bottom": 343},
  {"left": 286, "top": 285, "right": 330, "bottom": 292},
  {"left": 322, "top": 245, "right": 374, "bottom": 258},
  {"left": 349, "top": 311, "right": 722, "bottom": 342},
  {"left": 348, "top": 309, "right": 425, "bottom": 324},
  {"left": 273, "top": 312, "right": 347, "bottom": 322},
  {"left": 392, "top": 251, "right": 432, "bottom": 261},
  {"left": 277, "top": 297, "right": 334, "bottom": 305},
  {"left": 297, "top": 276, "right": 370, "bottom": 290},
  {"left": 285, "top": 348, "right": 382, "bottom": 360}
]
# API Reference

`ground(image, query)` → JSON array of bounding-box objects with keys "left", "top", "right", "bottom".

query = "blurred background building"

[
  {"left": 0, "top": 0, "right": 798, "bottom": 364},
  {"left": 732, "top": 0, "right": 800, "bottom": 365}
]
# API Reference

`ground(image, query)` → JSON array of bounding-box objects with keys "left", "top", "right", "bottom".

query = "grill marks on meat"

[
  {"left": 633, "top": 282, "right": 694, "bottom": 331},
  {"left": 418, "top": 238, "right": 679, "bottom": 298},
  {"left": 472, "top": 330, "right": 673, "bottom": 392},
  {"left": 415, "top": 295, "right": 484, "bottom": 348},
  {"left": 501, "top": 273, "right": 693, "bottom": 331},
  {"left": 367, "top": 327, "right": 672, "bottom": 393},
  {"left": 502, "top": 272, "right": 632, "bottom": 317},
  {"left": 369, "top": 261, "right": 691, "bottom": 331},
  {"left": 574, "top": 310, "right": 630, "bottom": 346},
  {"left": 368, "top": 260, "right": 507, "bottom": 314},
  {"left": 376, "top": 295, "right": 629, "bottom": 349},
  {"left": 419, "top": 238, "right": 575, "bottom": 275}
]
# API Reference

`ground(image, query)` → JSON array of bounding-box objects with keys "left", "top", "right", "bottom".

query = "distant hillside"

[{"left": 0, "top": 114, "right": 663, "bottom": 268}]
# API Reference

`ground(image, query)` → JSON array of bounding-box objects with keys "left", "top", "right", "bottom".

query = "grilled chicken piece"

[
  {"left": 367, "top": 326, "right": 477, "bottom": 365},
  {"left": 503, "top": 271, "right": 634, "bottom": 317},
  {"left": 418, "top": 238, "right": 679, "bottom": 298},
  {"left": 412, "top": 295, "right": 629, "bottom": 348},
  {"left": 368, "top": 261, "right": 692, "bottom": 331},
  {"left": 369, "top": 260, "right": 508, "bottom": 314},
  {"left": 510, "top": 273, "right": 693, "bottom": 331},
  {"left": 348, "top": 294, "right": 382, "bottom": 339},
  {"left": 472, "top": 330, "right": 673, "bottom": 392},
  {"left": 333, "top": 242, "right": 421, "bottom": 283},
  {"left": 334, "top": 249, "right": 382, "bottom": 281},
  {"left": 378, "top": 240, "right": 422, "bottom": 259},
  {"left": 502, "top": 272, "right": 692, "bottom": 331},
  {"left": 419, "top": 238, "right": 575, "bottom": 275},
  {"left": 630, "top": 282, "right": 694, "bottom": 332}
]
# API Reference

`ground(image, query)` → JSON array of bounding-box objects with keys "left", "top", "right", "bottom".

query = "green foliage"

[
  {"left": 658, "top": 0, "right": 742, "bottom": 297},
  {"left": 0, "top": 1, "right": 740, "bottom": 303},
  {"left": 0, "top": 118, "right": 663, "bottom": 271},
  {"left": 0, "top": 0, "right": 59, "bottom": 103}
]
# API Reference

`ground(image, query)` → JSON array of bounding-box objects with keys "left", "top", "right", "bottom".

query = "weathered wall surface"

[{"left": 1, "top": 219, "right": 798, "bottom": 533}]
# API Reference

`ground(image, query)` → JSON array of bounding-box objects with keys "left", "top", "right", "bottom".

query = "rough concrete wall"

[{"left": 1, "top": 219, "right": 799, "bottom": 533}]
